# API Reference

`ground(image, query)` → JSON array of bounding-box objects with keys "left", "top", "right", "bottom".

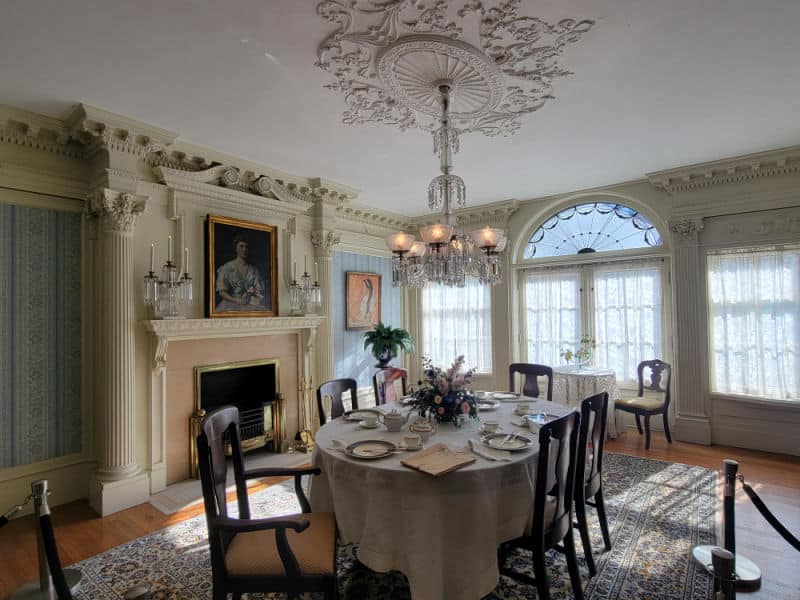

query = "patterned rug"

[{"left": 72, "top": 453, "right": 716, "bottom": 599}]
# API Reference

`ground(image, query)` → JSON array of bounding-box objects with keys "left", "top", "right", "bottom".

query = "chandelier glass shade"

[{"left": 385, "top": 84, "right": 507, "bottom": 288}]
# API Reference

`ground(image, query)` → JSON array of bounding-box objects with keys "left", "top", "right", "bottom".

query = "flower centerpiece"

[
  {"left": 561, "top": 336, "right": 596, "bottom": 368},
  {"left": 409, "top": 355, "right": 478, "bottom": 427}
]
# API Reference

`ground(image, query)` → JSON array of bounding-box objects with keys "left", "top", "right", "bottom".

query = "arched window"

[{"left": 523, "top": 202, "right": 662, "bottom": 259}]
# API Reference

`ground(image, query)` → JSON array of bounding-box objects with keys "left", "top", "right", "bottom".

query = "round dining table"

[
  {"left": 309, "top": 397, "right": 574, "bottom": 600},
  {"left": 552, "top": 365, "right": 619, "bottom": 437}
]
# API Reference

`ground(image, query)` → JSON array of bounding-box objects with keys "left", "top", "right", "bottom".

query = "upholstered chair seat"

[
  {"left": 225, "top": 512, "right": 337, "bottom": 577},
  {"left": 614, "top": 360, "right": 672, "bottom": 450},
  {"left": 616, "top": 390, "right": 665, "bottom": 412}
]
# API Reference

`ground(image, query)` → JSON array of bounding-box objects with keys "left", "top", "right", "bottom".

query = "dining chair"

[
  {"left": 317, "top": 378, "right": 358, "bottom": 426},
  {"left": 196, "top": 406, "right": 338, "bottom": 600},
  {"left": 373, "top": 367, "right": 408, "bottom": 405},
  {"left": 574, "top": 392, "right": 612, "bottom": 577},
  {"left": 615, "top": 359, "right": 672, "bottom": 449},
  {"left": 509, "top": 363, "right": 553, "bottom": 400},
  {"left": 498, "top": 410, "right": 584, "bottom": 600}
]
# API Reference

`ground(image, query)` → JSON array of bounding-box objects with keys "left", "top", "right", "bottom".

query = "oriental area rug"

[{"left": 72, "top": 453, "right": 716, "bottom": 599}]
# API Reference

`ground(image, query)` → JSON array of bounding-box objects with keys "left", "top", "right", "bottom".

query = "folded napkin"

[
  {"left": 468, "top": 439, "right": 512, "bottom": 461},
  {"left": 401, "top": 443, "right": 475, "bottom": 476}
]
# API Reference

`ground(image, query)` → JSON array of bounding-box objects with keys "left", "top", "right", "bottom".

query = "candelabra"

[
  {"left": 288, "top": 257, "right": 322, "bottom": 316},
  {"left": 143, "top": 236, "right": 193, "bottom": 319}
]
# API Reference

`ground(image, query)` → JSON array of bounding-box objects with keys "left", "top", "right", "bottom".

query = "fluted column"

[
  {"left": 669, "top": 217, "right": 711, "bottom": 444},
  {"left": 89, "top": 189, "right": 150, "bottom": 514},
  {"left": 311, "top": 229, "right": 340, "bottom": 385}
]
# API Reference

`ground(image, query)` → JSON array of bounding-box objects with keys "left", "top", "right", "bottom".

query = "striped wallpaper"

[
  {"left": 331, "top": 251, "right": 402, "bottom": 388},
  {"left": 0, "top": 203, "right": 82, "bottom": 468}
]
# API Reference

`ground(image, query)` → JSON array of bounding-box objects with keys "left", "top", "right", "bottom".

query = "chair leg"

[
  {"left": 634, "top": 413, "right": 643, "bottom": 434},
  {"left": 574, "top": 493, "right": 597, "bottom": 576},
  {"left": 644, "top": 415, "right": 651, "bottom": 449},
  {"left": 663, "top": 410, "right": 673, "bottom": 443},
  {"left": 595, "top": 488, "right": 612, "bottom": 551},
  {"left": 531, "top": 546, "right": 550, "bottom": 600},
  {"left": 564, "top": 529, "right": 585, "bottom": 600}
]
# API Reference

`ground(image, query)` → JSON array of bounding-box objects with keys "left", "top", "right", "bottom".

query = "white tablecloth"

[
  {"left": 552, "top": 366, "right": 619, "bottom": 437},
  {"left": 310, "top": 398, "right": 573, "bottom": 600}
]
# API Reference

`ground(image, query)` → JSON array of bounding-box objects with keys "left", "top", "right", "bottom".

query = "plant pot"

[{"left": 375, "top": 346, "right": 393, "bottom": 368}]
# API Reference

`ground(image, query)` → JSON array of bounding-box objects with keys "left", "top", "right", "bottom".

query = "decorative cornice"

[
  {"left": 142, "top": 316, "right": 325, "bottom": 369},
  {"left": 412, "top": 199, "right": 519, "bottom": 228},
  {"left": 334, "top": 201, "right": 414, "bottom": 233},
  {"left": 89, "top": 189, "right": 148, "bottom": 234},
  {"left": 0, "top": 105, "right": 84, "bottom": 158},
  {"left": 669, "top": 217, "right": 704, "bottom": 243},
  {"left": 647, "top": 146, "right": 800, "bottom": 194}
]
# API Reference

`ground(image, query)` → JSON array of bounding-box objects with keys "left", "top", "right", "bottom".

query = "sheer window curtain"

[
  {"left": 594, "top": 262, "right": 664, "bottom": 386},
  {"left": 707, "top": 247, "right": 800, "bottom": 400},
  {"left": 524, "top": 269, "right": 582, "bottom": 367},
  {"left": 422, "top": 279, "right": 492, "bottom": 373}
]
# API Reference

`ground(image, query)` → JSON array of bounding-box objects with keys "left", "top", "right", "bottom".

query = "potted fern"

[{"left": 363, "top": 322, "right": 415, "bottom": 368}]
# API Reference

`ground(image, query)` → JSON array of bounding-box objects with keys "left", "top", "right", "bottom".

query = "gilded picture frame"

[
  {"left": 206, "top": 214, "right": 278, "bottom": 318},
  {"left": 346, "top": 271, "right": 381, "bottom": 330}
]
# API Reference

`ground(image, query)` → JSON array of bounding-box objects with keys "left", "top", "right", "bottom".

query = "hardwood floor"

[{"left": 1, "top": 433, "right": 798, "bottom": 598}]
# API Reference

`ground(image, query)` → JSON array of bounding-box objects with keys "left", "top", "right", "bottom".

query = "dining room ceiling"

[{"left": 1, "top": 0, "right": 799, "bottom": 216}]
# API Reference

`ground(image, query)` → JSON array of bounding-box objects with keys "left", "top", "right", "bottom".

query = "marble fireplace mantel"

[
  {"left": 141, "top": 316, "right": 324, "bottom": 493},
  {"left": 142, "top": 316, "right": 325, "bottom": 369}
]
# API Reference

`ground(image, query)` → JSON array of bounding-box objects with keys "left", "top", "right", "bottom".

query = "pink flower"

[
  {"left": 437, "top": 407, "right": 445, "bottom": 415},
  {"left": 434, "top": 395, "right": 443, "bottom": 404},
  {"left": 462, "top": 402, "right": 470, "bottom": 413}
]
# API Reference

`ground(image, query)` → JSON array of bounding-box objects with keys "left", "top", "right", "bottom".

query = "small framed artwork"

[
  {"left": 206, "top": 214, "right": 278, "bottom": 317},
  {"left": 346, "top": 271, "right": 381, "bottom": 330}
]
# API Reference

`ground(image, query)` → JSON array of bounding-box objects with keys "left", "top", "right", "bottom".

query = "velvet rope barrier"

[{"left": 738, "top": 475, "right": 800, "bottom": 552}]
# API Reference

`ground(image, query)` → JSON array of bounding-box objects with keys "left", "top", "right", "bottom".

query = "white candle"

[
  {"left": 149, "top": 243, "right": 155, "bottom": 272},
  {"left": 167, "top": 235, "right": 173, "bottom": 262},
  {"left": 315, "top": 261, "right": 319, "bottom": 282},
  {"left": 304, "top": 255, "right": 307, "bottom": 274},
  {"left": 184, "top": 247, "right": 189, "bottom": 275},
  {"left": 293, "top": 261, "right": 297, "bottom": 281}
]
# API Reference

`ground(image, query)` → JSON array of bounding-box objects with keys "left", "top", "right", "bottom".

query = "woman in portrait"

[
  {"left": 355, "top": 277, "right": 375, "bottom": 324},
  {"left": 215, "top": 233, "right": 267, "bottom": 311}
]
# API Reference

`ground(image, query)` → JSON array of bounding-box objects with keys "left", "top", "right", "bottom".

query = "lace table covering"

[{"left": 552, "top": 366, "right": 619, "bottom": 437}]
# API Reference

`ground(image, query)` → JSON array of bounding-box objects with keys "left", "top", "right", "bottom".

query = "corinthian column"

[
  {"left": 89, "top": 189, "right": 151, "bottom": 515},
  {"left": 669, "top": 217, "right": 711, "bottom": 445},
  {"left": 311, "top": 229, "right": 340, "bottom": 385}
]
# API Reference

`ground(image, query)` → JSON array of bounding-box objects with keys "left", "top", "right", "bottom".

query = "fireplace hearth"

[{"left": 189, "top": 358, "right": 284, "bottom": 478}]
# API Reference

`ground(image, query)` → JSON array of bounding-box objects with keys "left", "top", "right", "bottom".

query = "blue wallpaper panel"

[
  {"left": 0, "top": 204, "right": 82, "bottom": 468},
  {"left": 332, "top": 252, "right": 402, "bottom": 388}
]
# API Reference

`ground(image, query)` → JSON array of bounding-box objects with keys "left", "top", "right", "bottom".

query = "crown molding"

[
  {"left": 0, "top": 104, "right": 84, "bottom": 158},
  {"left": 334, "top": 200, "right": 414, "bottom": 236},
  {"left": 647, "top": 146, "right": 800, "bottom": 194},
  {"left": 411, "top": 198, "right": 520, "bottom": 228}
]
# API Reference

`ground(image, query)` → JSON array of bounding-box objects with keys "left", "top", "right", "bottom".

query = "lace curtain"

[
  {"left": 593, "top": 262, "right": 663, "bottom": 386},
  {"left": 422, "top": 279, "right": 492, "bottom": 373},
  {"left": 524, "top": 269, "right": 582, "bottom": 367},
  {"left": 707, "top": 247, "right": 800, "bottom": 400}
]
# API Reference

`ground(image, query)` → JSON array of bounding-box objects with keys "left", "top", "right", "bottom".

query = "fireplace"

[{"left": 189, "top": 358, "right": 285, "bottom": 478}]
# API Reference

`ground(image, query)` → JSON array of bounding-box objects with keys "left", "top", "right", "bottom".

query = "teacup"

[
  {"left": 403, "top": 434, "right": 422, "bottom": 449},
  {"left": 482, "top": 421, "right": 500, "bottom": 434},
  {"left": 525, "top": 415, "right": 541, "bottom": 433},
  {"left": 362, "top": 414, "right": 379, "bottom": 427},
  {"left": 514, "top": 402, "right": 531, "bottom": 415}
]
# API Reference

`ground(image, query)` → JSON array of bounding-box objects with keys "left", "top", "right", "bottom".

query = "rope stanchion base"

[
  {"left": 692, "top": 545, "right": 762, "bottom": 592},
  {"left": 10, "top": 568, "right": 82, "bottom": 599}
]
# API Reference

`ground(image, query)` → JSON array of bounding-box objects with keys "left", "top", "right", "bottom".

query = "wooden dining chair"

[
  {"left": 373, "top": 367, "right": 408, "bottom": 405},
  {"left": 196, "top": 406, "right": 338, "bottom": 600},
  {"left": 574, "top": 392, "right": 612, "bottom": 577},
  {"left": 498, "top": 410, "right": 584, "bottom": 600},
  {"left": 317, "top": 378, "right": 358, "bottom": 426},
  {"left": 509, "top": 363, "right": 553, "bottom": 400},
  {"left": 615, "top": 359, "right": 672, "bottom": 449}
]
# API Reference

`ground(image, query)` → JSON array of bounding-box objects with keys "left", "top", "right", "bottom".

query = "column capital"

[
  {"left": 311, "top": 229, "right": 341, "bottom": 258},
  {"left": 669, "top": 217, "right": 705, "bottom": 244},
  {"left": 90, "top": 189, "right": 147, "bottom": 234}
]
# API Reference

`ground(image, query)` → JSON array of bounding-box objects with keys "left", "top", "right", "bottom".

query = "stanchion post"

[
  {"left": 722, "top": 460, "right": 738, "bottom": 558},
  {"left": 712, "top": 547, "right": 736, "bottom": 600}
]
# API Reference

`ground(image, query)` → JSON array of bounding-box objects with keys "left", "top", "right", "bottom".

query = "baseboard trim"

[
  {"left": 675, "top": 414, "right": 711, "bottom": 445},
  {"left": 89, "top": 472, "right": 151, "bottom": 516}
]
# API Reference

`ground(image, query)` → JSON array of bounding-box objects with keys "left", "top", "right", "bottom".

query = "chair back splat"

[
  {"left": 509, "top": 363, "right": 553, "bottom": 400},
  {"left": 317, "top": 377, "right": 358, "bottom": 425},
  {"left": 373, "top": 368, "right": 408, "bottom": 405}
]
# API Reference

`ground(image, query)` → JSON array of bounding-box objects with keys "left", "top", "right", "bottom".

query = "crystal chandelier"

[{"left": 384, "top": 84, "right": 507, "bottom": 288}]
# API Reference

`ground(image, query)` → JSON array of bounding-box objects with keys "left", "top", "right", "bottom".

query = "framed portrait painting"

[
  {"left": 206, "top": 214, "right": 278, "bottom": 318},
  {"left": 346, "top": 271, "right": 381, "bottom": 330}
]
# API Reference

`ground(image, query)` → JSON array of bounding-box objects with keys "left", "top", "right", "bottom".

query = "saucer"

[
  {"left": 479, "top": 425, "right": 502, "bottom": 435},
  {"left": 513, "top": 408, "right": 532, "bottom": 416},
  {"left": 399, "top": 444, "right": 423, "bottom": 451},
  {"left": 358, "top": 420, "right": 380, "bottom": 429}
]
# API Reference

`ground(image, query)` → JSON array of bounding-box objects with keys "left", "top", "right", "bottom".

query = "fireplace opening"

[{"left": 190, "top": 358, "right": 284, "bottom": 478}]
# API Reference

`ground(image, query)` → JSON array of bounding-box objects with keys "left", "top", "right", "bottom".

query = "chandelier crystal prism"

[{"left": 385, "top": 83, "right": 506, "bottom": 288}]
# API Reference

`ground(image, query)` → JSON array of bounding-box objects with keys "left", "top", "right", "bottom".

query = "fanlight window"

[{"left": 524, "top": 202, "right": 662, "bottom": 259}]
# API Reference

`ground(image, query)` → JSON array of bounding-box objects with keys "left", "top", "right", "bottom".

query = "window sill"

[{"left": 710, "top": 393, "right": 800, "bottom": 409}]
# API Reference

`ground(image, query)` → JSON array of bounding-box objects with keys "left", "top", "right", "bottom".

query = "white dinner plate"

[
  {"left": 492, "top": 392, "right": 520, "bottom": 400},
  {"left": 477, "top": 400, "right": 501, "bottom": 411},
  {"left": 343, "top": 409, "right": 382, "bottom": 422},
  {"left": 481, "top": 432, "right": 534, "bottom": 451},
  {"left": 345, "top": 440, "right": 397, "bottom": 460}
]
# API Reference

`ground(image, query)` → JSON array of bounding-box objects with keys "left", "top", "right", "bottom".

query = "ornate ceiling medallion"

[{"left": 316, "top": 0, "right": 595, "bottom": 136}]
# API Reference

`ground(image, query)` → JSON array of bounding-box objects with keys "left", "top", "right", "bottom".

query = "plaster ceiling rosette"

[{"left": 316, "top": 0, "right": 595, "bottom": 136}]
